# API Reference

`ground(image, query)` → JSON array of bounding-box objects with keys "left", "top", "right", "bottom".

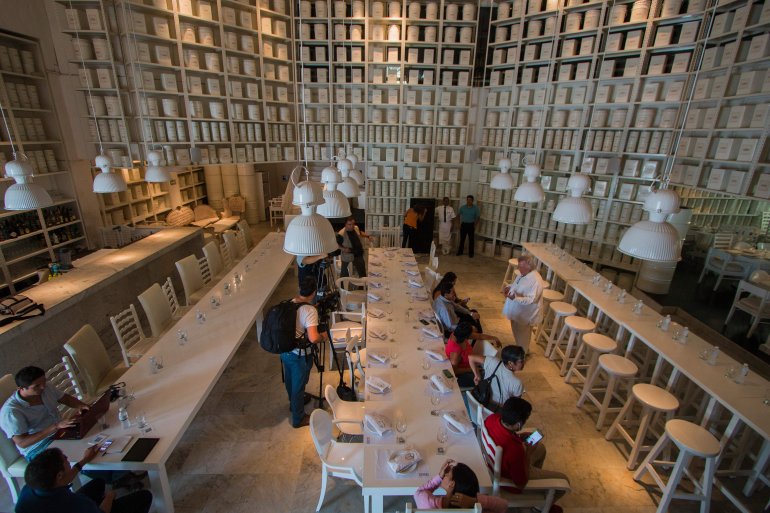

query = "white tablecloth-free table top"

[
  {"left": 52, "top": 232, "right": 293, "bottom": 513},
  {"left": 362, "top": 247, "right": 490, "bottom": 513}
]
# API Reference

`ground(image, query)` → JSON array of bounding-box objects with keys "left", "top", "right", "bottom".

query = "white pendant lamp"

[
  {"left": 618, "top": 188, "right": 682, "bottom": 262},
  {"left": 4, "top": 154, "right": 53, "bottom": 210},
  {"left": 92, "top": 154, "right": 128, "bottom": 193},
  {"left": 318, "top": 165, "right": 351, "bottom": 218},
  {"left": 345, "top": 152, "right": 364, "bottom": 185},
  {"left": 490, "top": 155, "right": 515, "bottom": 190},
  {"left": 144, "top": 149, "right": 171, "bottom": 182},
  {"left": 284, "top": 166, "right": 338, "bottom": 256},
  {"left": 513, "top": 161, "right": 544, "bottom": 203},
  {"left": 336, "top": 156, "right": 360, "bottom": 199},
  {"left": 552, "top": 172, "right": 592, "bottom": 224}
]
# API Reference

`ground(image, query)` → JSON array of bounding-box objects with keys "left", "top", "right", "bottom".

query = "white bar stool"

[
  {"left": 564, "top": 332, "right": 617, "bottom": 384},
  {"left": 549, "top": 315, "right": 596, "bottom": 376},
  {"left": 539, "top": 301, "right": 577, "bottom": 356},
  {"left": 534, "top": 290, "right": 565, "bottom": 347},
  {"left": 606, "top": 383, "right": 680, "bottom": 470},
  {"left": 501, "top": 258, "right": 518, "bottom": 288},
  {"left": 577, "top": 353, "right": 638, "bottom": 430},
  {"left": 633, "top": 419, "right": 721, "bottom": 513}
]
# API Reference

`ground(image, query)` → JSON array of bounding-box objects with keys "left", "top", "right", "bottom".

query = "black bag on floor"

[{"left": 471, "top": 361, "right": 502, "bottom": 410}]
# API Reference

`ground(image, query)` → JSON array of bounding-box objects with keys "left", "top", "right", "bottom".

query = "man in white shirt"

[
  {"left": 469, "top": 345, "right": 525, "bottom": 409},
  {"left": 501, "top": 255, "right": 544, "bottom": 353},
  {"left": 281, "top": 277, "right": 326, "bottom": 428},
  {"left": 437, "top": 197, "right": 456, "bottom": 255}
]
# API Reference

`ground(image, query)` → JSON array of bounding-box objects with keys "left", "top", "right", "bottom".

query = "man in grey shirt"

[
  {"left": 0, "top": 366, "right": 87, "bottom": 461},
  {"left": 469, "top": 345, "right": 525, "bottom": 409}
]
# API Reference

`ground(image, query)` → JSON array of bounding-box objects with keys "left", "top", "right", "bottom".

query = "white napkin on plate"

[
  {"left": 422, "top": 326, "right": 443, "bottom": 339},
  {"left": 418, "top": 309, "right": 434, "bottom": 320},
  {"left": 369, "top": 281, "right": 384, "bottom": 288},
  {"left": 369, "top": 327, "right": 387, "bottom": 340},
  {"left": 367, "top": 375, "right": 392, "bottom": 394},
  {"left": 402, "top": 261, "right": 418, "bottom": 267},
  {"left": 388, "top": 448, "right": 422, "bottom": 474},
  {"left": 425, "top": 348, "right": 447, "bottom": 361},
  {"left": 369, "top": 271, "right": 382, "bottom": 277},
  {"left": 412, "top": 290, "right": 429, "bottom": 301},
  {"left": 367, "top": 292, "right": 382, "bottom": 301},
  {"left": 383, "top": 251, "right": 396, "bottom": 258},
  {"left": 368, "top": 351, "right": 389, "bottom": 364},
  {"left": 365, "top": 412, "right": 392, "bottom": 436},
  {"left": 430, "top": 374, "right": 452, "bottom": 393},
  {"left": 371, "top": 260, "right": 383, "bottom": 267},
  {"left": 368, "top": 307, "right": 386, "bottom": 318},
  {"left": 442, "top": 411, "right": 473, "bottom": 434},
  {"left": 408, "top": 279, "right": 423, "bottom": 288},
  {"left": 405, "top": 270, "right": 421, "bottom": 276}
]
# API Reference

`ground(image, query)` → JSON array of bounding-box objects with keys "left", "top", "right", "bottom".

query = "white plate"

[
  {"left": 369, "top": 386, "right": 391, "bottom": 395},
  {"left": 430, "top": 380, "right": 452, "bottom": 394}
]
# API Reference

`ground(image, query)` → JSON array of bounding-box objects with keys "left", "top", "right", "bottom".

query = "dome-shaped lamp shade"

[
  {"left": 145, "top": 164, "right": 171, "bottom": 182},
  {"left": 146, "top": 150, "right": 163, "bottom": 165},
  {"left": 644, "top": 189, "right": 680, "bottom": 216},
  {"left": 514, "top": 181, "right": 544, "bottom": 203},
  {"left": 292, "top": 179, "right": 325, "bottom": 206},
  {"left": 618, "top": 220, "right": 682, "bottom": 262},
  {"left": 5, "top": 178, "right": 53, "bottom": 210},
  {"left": 317, "top": 189, "right": 351, "bottom": 218},
  {"left": 338, "top": 177, "right": 359, "bottom": 198},
  {"left": 337, "top": 157, "right": 353, "bottom": 173},
  {"left": 4, "top": 156, "right": 35, "bottom": 179},
  {"left": 321, "top": 165, "right": 341, "bottom": 184},
  {"left": 552, "top": 197, "right": 593, "bottom": 224},
  {"left": 348, "top": 154, "right": 359, "bottom": 168},
  {"left": 490, "top": 171, "right": 515, "bottom": 190},
  {"left": 498, "top": 157, "right": 512, "bottom": 173},
  {"left": 349, "top": 168, "right": 364, "bottom": 185},
  {"left": 93, "top": 170, "right": 128, "bottom": 193},
  {"left": 283, "top": 206, "right": 340, "bottom": 256}
]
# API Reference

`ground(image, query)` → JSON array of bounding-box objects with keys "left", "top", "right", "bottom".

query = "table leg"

[
  {"left": 367, "top": 492, "right": 383, "bottom": 513},
  {"left": 743, "top": 437, "right": 770, "bottom": 496},
  {"left": 148, "top": 466, "right": 174, "bottom": 513},
  {"left": 255, "top": 309, "right": 264, "bottom": 338}
]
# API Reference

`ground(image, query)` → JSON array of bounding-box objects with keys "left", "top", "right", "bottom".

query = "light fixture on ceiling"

[
  {"left": 144, "top": 149, "right": 171, "bottom": 182},
  {"left": 513, "top": 160, "right": 544, "bottom": 203},
  {"left": 336, "top": 156, "right": 360, "bottom": 199},
  {"left": 552, "top": 170, "right": 593, "bottom": 224},
  {"left": 618, "top": 186, "right": 682, "bottom": 262},
  {"left": 317, "top": 164, "right": 351, "bottom": 218},
  {"left": 490, "top": 153, "right": 515, "bottom": 190},
  {"left": 284, "top": 166, "right": 339, "bottom": 256},
  {"left": 0, "top": 101, "right": 52, "bottom": 210},
  {"left": 344, "top": 149, "right": 364, "bottom": 186}
]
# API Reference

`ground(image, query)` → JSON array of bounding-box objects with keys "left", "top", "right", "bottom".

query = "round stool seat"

[
  {"left": 507, "top": 258, "right": 519, "bottom": 267},
  {"left": 583, "top": 333, "right": 617, "bottom": 353},
  {"left": 598, "top": 354, "right": 638, "bottom": 377},
  {"left": 632, "top": 384, "right": 679, "bottom": 412},
  {"left": 564, "top": 316, "right": 595, "bottom": 333},
  {"left": 550, "top": 301, "right": 577, "bottom": 316},
  {"left": 542, "top": 289, "right": 564, "bottom": 302},
  {"left": 665, "top": 419, "right": 721, "bottom": 457}
]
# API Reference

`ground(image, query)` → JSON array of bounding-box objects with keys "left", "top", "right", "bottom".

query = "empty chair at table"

[
  {"left": 202, "top": 240, "right": 226, "bottom": 278},
  {"left": 223, "top": 231, "right": 242, "bottom": 261},
  {"left": 329, "top": 307, "right": 365, "bottom": 368},
  {"left": 175, "top": 254, "right": 211, "bottom": 306},
  {"left": 378, "top": 226, "right": 400, "bottom": 248},
  {"left": 698, "top": 247, "right": 751, "bottom": 291},
  {"left": 64, "top": 324, "right": 127, "bottom": 398},
  {"left": 138, "top": 278, "right": 185, "bottom": 338},
  {"left": 110, "top": 303, "right": 157, "bottom": 367},
  {"left": 335, "top": 277, "right": 367, "bottom": 312},
  {"left": 324, "top": 384, "right": 364, "bottom": 436},
  {"left": 237, "top": 219, "right": 253, "bottom": 248},
  {"left": 724, "top": 279, "right": 770, "bottom": 337}
]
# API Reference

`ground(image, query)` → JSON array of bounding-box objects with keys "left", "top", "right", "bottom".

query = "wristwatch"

[{"left": 73, "top": 462, "right": 83, "bottom": 472}]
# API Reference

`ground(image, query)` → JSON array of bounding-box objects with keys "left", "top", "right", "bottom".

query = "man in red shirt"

[{"left": 483, "top": 397, "right": 569, "bottom": 512}]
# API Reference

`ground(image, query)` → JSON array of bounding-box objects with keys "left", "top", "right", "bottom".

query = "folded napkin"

[
  {"left": 386, "top": 247, "right": 400, "bottom": 251},
  {"left": 425, "top": 348, "right": 447, "bottom": 361},
  {"left": 369, "top": 281, "right": 384, "bottom": 289},
  {"left": 364, "top": 412, "right": 392, "bottom": 436},
  {"left": 412, "top": 290, "right": 429, "bottom": 301},
  {"left": 388, "top": 448, "right": 422, "bottom": 474},
  {"left": 418, "top": 309, "right": 434, "bottom": 320},
  {"left": 430, "top": 374, "right": 453, "bottom": 393},
  {"left": 408, "top": 279, "right": 423, "bottom": 288},
  {"left": 405, "top": 270, "right": 421, "bottom": 276},
  {"left": 368, "top": 307, "right": 386, "bottom": 318},
  {"left": 371, "top": 260, "right": 383, "bottom": 267},
  {"left": 368, "top": 351, "right": 390, "bottom": 364},
  {"left": 367, "top": 292, "right": 382, "bottom": 302},
  {"left": 369, "top": 327, "right": 387, "bottom": 340},
  {"left": 422, "top": 326, "right": 443, "bottom": 339},
  {"left": 369, "top": 271, "right": 383, "bottom": 277},
  {"left": 402, "top": 261, "right": 418, "bottom": 267},
  {"left": 442, "top": 411, "right": 473, "bottom": 434},
  {"left": 383, "top": 251, "right": 396, "bottom": 258},
  {"left": 367, "top": 375, "right": 392, "bottom": 394}
]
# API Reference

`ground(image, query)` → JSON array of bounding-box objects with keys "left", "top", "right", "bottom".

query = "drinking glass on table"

[
  {"left": 431, "top": 391, "right": 442, "bottom": 407},
  {"left": 437, "top": 426, "right": 448, "bottom": 454},
  {"left": 422, "top": 357, "right": 431, "bottom": 371},
  {"left": 177, "top": 328, "right": 188, "bottom": 346},
  {"left": 395, "top": 415, "right": 407, "bottom": 443}
]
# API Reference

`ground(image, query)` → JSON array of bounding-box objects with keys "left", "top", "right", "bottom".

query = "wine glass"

[
  {"left": 196, "top": 308, "right": 206, "bottom": 324},
  {"left": 177, "top": 328, "right": 188, "bottom": 346},
  {"left": 422, "top": 357, "right": 431, "bottom": 371},
  {"left": 436, "top": 426, "right": 448, "bottom": 453},
  {"left": 431, "top": 391, "right": 441, "bottom": 408},
  {"left": 395, "top": 415, "right": 407, "bottom": 443}
]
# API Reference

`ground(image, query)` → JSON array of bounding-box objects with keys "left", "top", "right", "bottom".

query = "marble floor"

[{"left": 0, "top": 224, "right": 767, "bottom": 513}]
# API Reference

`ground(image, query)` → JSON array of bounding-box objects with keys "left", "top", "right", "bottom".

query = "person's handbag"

[
  {"left": 471, "top": 361, "right": 502, "bottom": 410},
  {"left": 0, "top": 295, "right": 45, "bottom": 326}
]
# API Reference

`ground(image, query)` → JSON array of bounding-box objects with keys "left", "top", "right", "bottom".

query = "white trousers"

[{"left": 510, "top": 320, "right": 533, "bottom": 353}]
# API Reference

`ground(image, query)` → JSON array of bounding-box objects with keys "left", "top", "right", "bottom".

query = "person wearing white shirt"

[
  {"left": 501, "top": 255, "right": 543, "bottom": 353},
  {"left": 437, "top": 197, "right": 456, "bottom": 255},
  {"left": 469, "top": 345, "right": 526, "bottom": 410}
]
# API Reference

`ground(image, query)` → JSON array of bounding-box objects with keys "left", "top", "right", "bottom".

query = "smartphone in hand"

[{"left": 525, "top": 430, "right": 543, "bottom": 446}]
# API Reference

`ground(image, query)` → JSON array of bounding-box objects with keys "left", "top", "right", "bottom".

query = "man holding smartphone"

[{"left": 483, "top": 397, "right": 569, "bottom": 512}]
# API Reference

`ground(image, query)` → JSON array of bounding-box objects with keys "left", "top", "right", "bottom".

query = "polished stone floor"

[{"left": 0, "top": 224, "right": 767, "bottom": 513}]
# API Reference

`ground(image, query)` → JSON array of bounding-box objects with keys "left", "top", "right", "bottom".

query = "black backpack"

[
  {"left": 260, "top": 300, "right": 310, "bottom": 354},
  {"left": 471, "top": 361, "right": 503, "bottom": 411}
]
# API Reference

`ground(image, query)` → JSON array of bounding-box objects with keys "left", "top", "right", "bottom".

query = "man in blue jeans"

[
  {"left": 280, "top": 277, "right": 326, "bottom": 428},
  {"left": 456, "top": 195, "right": 480, "bottom": 258}
]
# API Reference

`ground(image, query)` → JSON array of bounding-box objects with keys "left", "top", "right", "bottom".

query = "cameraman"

[{"left": 281, "top": 277, "right": 327, "bottom": 428}]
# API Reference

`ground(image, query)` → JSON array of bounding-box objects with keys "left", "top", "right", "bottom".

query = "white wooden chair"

[
  {"left": 309, "top": 409, "right": 365, "bottom": 512},
  {"left": 424, "top": 267, "right": 442, "bottom": 294},
  {"left": 324, "top": 384, "right": 365, "bottom": 436},
  {"left": 203, "top": 240, "right": 225, "bottom": 277},
  {"left": 269, "top": 196, "right": 285, "bottom": 226},
  {"left": 330, "top": 308, "right": 365, "bottom": 368},
  {"left": 430, "top": 240, "right": 437, "bottom": 261},
  {"left": 220, "top": 241, "right": 233, "bottom": 269},
  {"left": 698, "top": 247, "right": 751, "bottom": 291},
  {"left": 47, "top": 358, "right": 85, "bottom": 410},
  {"left": 335, "top": 277, "right": 368, "bottom": 312},
  {"left": 175, "top": 254, "right": 207, "bottom": 306},
  {"left": 0, "top": 374, "right": 26, "bottom": 501},
  {"left": 235, "top": 229, "right": 248, "bottom": 257},
  {"left": 198, "top": 256, "right": 212, "bottom": 286},
  {"left": 479, "top": 417, "right": 571, "bottom": 511},
  {"left": 161, "top": 277, "right": 187, "bottom": 317},
  {"left": 724, "top": 279, "right": 770, "bottom": 337},
  {"left": 110, "top": 304, "right": 157, "bottom": 367},
  {"left": 139, "top": 282, "right": 174, "bottom": 337},
  {"left": 223, "top": 231, "right": 242, "bottom": 260},
  {"left": 378, "top": 226, "right": 400, "bottom": 248},
  {"left": 712, "top": 232, "right": 735, "bottom": 249},
  {"left": 64, "top": 324, "right": 127, "bottom": 398},
  {"left": 345, "top": 335, "right": 367, "bottom": 400},
  {"left": 237, "top": 219, "right": 253, "bottom": 248}
]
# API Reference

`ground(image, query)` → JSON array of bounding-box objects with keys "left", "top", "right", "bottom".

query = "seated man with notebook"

[
  {"left": 0, "top": 366, "right": 89, "bottom": 461},
  {"left": 15, "top": 447, "right": 152, "bottom": 513}
]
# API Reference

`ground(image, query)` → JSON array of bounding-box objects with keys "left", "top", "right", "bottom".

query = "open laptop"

[{"left": 54, "top": 390, "right": 111, "bottom": 440}]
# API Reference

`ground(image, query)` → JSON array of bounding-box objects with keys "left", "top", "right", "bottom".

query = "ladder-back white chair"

[
  {"left": 269, "top": 196, "right": 286, "bottom": 226},
  {"left": 64, "top": 324, "right": 127, "bottom": 399},
  {"left": 378, "top": 226, "right": 400, "bottom": 248},
  {"left": 724, "top": 279, "right": 770, "bottom": 337},
  {"left": 47, "top": 358, "right": 85, "bottom": 413},
  {"left": 235, "top": 229, "right": 248, "bottom": 258},
  {"left": 110, "top": 304, "right": 157, "bottom": 367},
  {"left": 175, "top": 254, "right": 208, "bottom": 306},
  {"left": 712, "top": 232, "right": 735, "bottom": 249},
  {"left": 161, "top": 277, "right": 187, "bottom": 317}
]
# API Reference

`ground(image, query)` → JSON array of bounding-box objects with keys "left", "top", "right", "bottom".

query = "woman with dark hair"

[
  {"left": 402, "top": 205, "right": 427, "bottom": 248},
  {"left": 445, "top": 321, "right": 500, "bottom": 388},
  {"left": 414, "top": 459, "right": 506, "bottom": 512}
]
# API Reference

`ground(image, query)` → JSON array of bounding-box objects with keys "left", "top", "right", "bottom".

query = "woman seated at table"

[
  {"left": 414, "top": 459, "right": 506, "bottom": 513},
  {"left": 445, "top": 322, "right": 500, "bottom": 388}
]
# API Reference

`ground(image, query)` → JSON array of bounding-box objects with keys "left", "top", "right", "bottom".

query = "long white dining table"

[
  {"left": 525, "top": 241, "right": 770, "bottom": 513},
  {"left": 361, "top": 247, "right": 490, "bottom": 513},
  {"left": 51, "top": 232, "right": 293, "bottom": 513}
]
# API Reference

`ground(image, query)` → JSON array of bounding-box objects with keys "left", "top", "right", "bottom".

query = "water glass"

[
  {"left": 210, "top": 295, "right": 221, "bottom": 309},
  {"left": 437, "top": 426, "right": 449, "bottom": 453},
  {"left": 422, "top": 357, "right": 431, "bottom": 370},
  {"left": 430, "top": 392, "right": 441, "bottom": 407},
  {"left": 196, "top": 309, "right": 206, "bottom": 324},
  {"left": 177, "top": 329, "right": 188, "bottom": 345},
  {"left": 223, "top": 282, "right": 231, "bottom": 296},
  {"left": 135, "top": 413, "right": 151, "bottom": 433},
  {"left": 149, "top": 356, "right": 162, "bottom": 374}
]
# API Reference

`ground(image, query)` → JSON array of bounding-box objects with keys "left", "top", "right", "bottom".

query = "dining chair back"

[
  {"left": 713, "top": 232, "right": 734, "bottom": 249},
  {"left": 323, "top": 384, "right": 364, "bottom": 436},
  {"left": 0, "top": 374, "right": 25, "bottom": 502},
  {"left": 430, "top": 240, "right": 437, "bottom": 261},
  {"left": 269, "top": 196, "right": 286, "bottom": 226},
  {"left": 161, "top": 277, "right": 185, "bottom": 317},
  {"left": 235, "top": 230, "right": 248, "bottom": 257},
  {"left": 344, "top": 332, "right": 367, "bottom": 398},
  {"left": 237, "top": 219, "right": 253, "bottom": 248},
  {"left": 223, "top": 231, "right": 241, "bottom": 260},
  {"left": 110, "top": 304, "right": 156, "bottom": 367},
  {"left": 203, "top": 240, "right": 224, "bottom": 277},
  {"left": 697, "top": 248, "right": 751, "bottom": 291},
  {"left": 424, "top": 268, "right": 442, "bottom": 294},
  {"left": 378, "top": 226, "right": 400, "bottom": 248},
  {"left": 724, "top": 279, "right": 770, "bottom": 337},
  {"left": 331, "top": 308, "right": 365, "bottom": 367},
  {"left": 64, "top": 324, "right": 127, "bottom": 398},
  {"left": 176, "top": 254, "right": 206, "bottom": 306},
  {"left": 139, "top": 283, "right": 173, "bottom": 337},
  {"left": 46, "top": 360, "right": 85, "bottom": 415}
]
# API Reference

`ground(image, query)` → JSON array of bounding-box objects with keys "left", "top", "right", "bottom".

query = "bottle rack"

[{"left": 0, "top": 31, "right": 85, "bottom": 294}]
